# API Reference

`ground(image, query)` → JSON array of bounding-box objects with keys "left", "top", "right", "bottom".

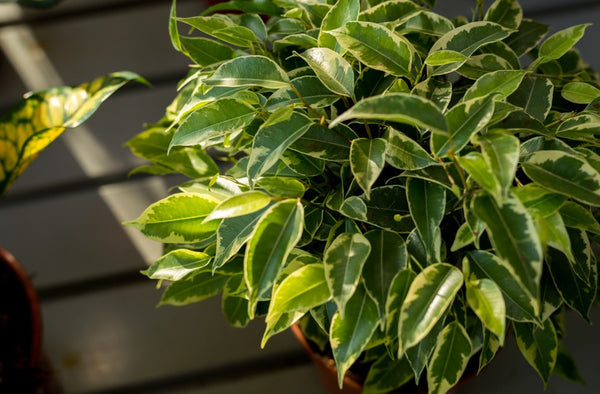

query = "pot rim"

[{"left": 0, "top": 246, "right": 43, "bottom": 366}]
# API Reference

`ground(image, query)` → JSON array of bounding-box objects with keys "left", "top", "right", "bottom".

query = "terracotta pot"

[
  {"left": 291, "top": 323, "right": 480, "bottom": 394},
  {"left": 0, "top": 247, "right": 43, "bottom": 392},
  {"left": 291, "top": 323, "right": 364, "bottom": 394}
]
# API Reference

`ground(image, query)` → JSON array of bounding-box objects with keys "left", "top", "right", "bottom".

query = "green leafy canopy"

[{"left": 125, "top": 1, "right": 600, "bottom": 393}]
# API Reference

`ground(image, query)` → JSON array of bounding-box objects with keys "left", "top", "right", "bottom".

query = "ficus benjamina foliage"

[{"left": 125, "top": 0, "right": 600, "bottom": 392}]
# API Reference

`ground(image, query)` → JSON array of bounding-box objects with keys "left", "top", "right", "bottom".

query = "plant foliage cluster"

[{"left": 126, "top": 0, "right": 600, "bottom": 392}]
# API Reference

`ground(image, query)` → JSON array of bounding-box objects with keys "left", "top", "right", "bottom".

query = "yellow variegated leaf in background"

[{"left": 0, "top": 71, "right": 146, "bottom": 196}]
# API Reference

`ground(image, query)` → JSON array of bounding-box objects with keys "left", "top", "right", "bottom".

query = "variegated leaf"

[
  {"left": 125, "top": 193, "right": 221, "bottom": 243},
  {"left": 431, "top": 96, "right": 495, "bottom": 157},
  {"left": 141, "top": 249, "right": 211, "bottom": 281},
  {"left": 0, "top": 72, "right": 144, "bottom": 196},
  {"left": 406, "top": 177, "right": 445, "bottom": 264},
  {"left": 245, "top": 199, "right": 304, "bottom": 315},
  {"left": 514, "top": 320, "right": 558, "bottom": 386},
  {"left": 350, "top": 138, "right": 387, "bottom": 198},
  {"left": 429, "top": 21, "right": 513, "bottom": 75},
  {"left": 398, "top": 263, "right": 463, "bottom": 353},
  {"left": 466, "top": 251, "right": 540, "bottom": 323},
  {"left": 331, "top": 21, "right": 413, "bottom": 78},
  {"left": 523, "top": 150, "right": 600, "bottom": 207},
  {"left": 330, "top": 284, "right": 379, "bottom": 388},
  {"left": 324, "top": 232, "right": 371, "bottom": 318},
  {"left": 330, "top": 93, "right": 448, "bottom": 134},
  {"left": 363, "top": 229, "right": 407, "bottom": 324},
  {"left": 471, "top": 193, "right": 542, "bottom": 298},
  {"left": 427, "top": 321, "right": 472, "bottom": 394}
]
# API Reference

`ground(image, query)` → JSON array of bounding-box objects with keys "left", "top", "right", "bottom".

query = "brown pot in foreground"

[{"left": 0, "top": 247, "right": 43, "bottom": 392}]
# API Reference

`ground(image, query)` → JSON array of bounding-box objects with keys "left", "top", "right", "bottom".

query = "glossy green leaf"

[
  {"left": 514, "top": 320, "right": 558, "bottom": 386},
  {"left": 412, "top": 78, "right": 452, "bottom": 112},
  {"left": 431, "top": 96, "right": 495, "bottom": 157},
  {"left": 536, "top": 24, "right": 590, "bottom": 65},
  {"left": 406, "top": 177, "right": 445, "bottom": 264},
  {"left": 466, "top": 251, "right": 540, "bottom": 323},
  {"left": 205, "top": 56, "right": 290, "bottom": 89},
  {"left": 141, "top": 249, "right": 211, "bottom": 281},
  {"left": 466, "top": 278, "right": 506, "bottom": 341},
  {"left": 384, "top": 127, "right": 438, "bottom": 170},
  {"left": 463, "top": 70, "right": 527, "bottom": 102},
  {"left": 244, "top": 199, "right": 304, "bottom": 314},
  {"left": 0, "top": 72, "right": 144, "bottom": 196},
  {"left": 205, "top": 191, "right": 272, "bottom": 222},
  {"left": 262, "top": 311, "right": 305, "bottom": 347},
  {"left": 385, "top": 269, "right": 416, "bottom": 348},
  {"left": 266, "top": 76, "right": 340, "bottom": 109},
  {"left": 331, "top": 21, "right": 413, "bottom": 78},
  {"left": 169, "top": 0, "right": 181, "bottom": 51},
  {"left": 341, "top": 186, "right": 413, "bottom": 233},
  {"left": 458, "top": 152, "right": 501, "bottom": 201},
  {"left": 358, "top": 0, "right": 420, "bottom": 25},
  {"left": 363, "top": 230, "right": 407, "bottom": 323},
  {"left": 429, "top": 21, "right": 513, "bottom": 75},
  {"left": 171, "top": 99, "right": 256, "bottom": 148},
  {"left": 296, "top": 48, "right": 355, "bottom": 97},
  {"left": 425, "top": 50, "right": 468, "bottom": 66},
  {"left": 318, "top": 0, "right": 359, "bottom": 52},
  {"left": 214, "top": 206, "right": 268, "bottom": 271},
  {"left": 404, "top": 315, "right": 446, "bottom": 382},
  {"left": 471, "top": 193, "right": 542, "bottom": 298},
  {"left": 395, "top": 10, "right": 454, "bottom": 37},
  {"left": 222, "top": 275, "right": 251, "bottom": 328},
  {"left": 350, "top": 138, "right": 387, "bottom": 198},
  {"left": 512, "top": 184, "right": 567, "bottom": 218},
  {"left": 479, "top": 328, "right": 502, "bottom": 372},
  {"left": 363, "top": 354, "right": 414, "bottom": 394},
  {"left": 125, "top": 193, "right": 221, "bottom": 243},
  {"left": 178, "top": 15, "right": 259, "bottom": 47},
  {"left": 505, "top": 18, "right": 548, "bottom": 57},
  {"left": 324, "top": 232, "right": 371, "bottom": 318},
  {"left": 330, "top": 93, "right": 447, "bottom": 134},
  {"left": 247, "top": 112, "right": 312, "bottom": 185},
  {"left": 561, "top": 82, "right": 600, "bottom": 105},
  {"left": 507, "top": 76, "right": 553, "bottom": 122},
  {"left": 330, "top": 284, "right": 379, "bottom": 387},
  {"left": 261, "top": 106, "right": 294, "bottom": 129},
  {"left": 484, "top": 0, "right": 523, "bottom": 30},
  {"left": 451, "top": 222, "right": 475, "bottom": 252},
  {"left": 268, "top": 264, "right": 331, "bottom": 319},
  {"left": 398, "top": 263, "right": 463, "bottom": 353},
  {"left": 290, "top": 123, "right": 353, "bottom": 161},
  {"left": 159, "top": 271, "right": 229, "bottom": 306},
  {"left": 427, "top": 321, "right": 472, "bottom": 394},
  {"left": 255, "top": 177, "right": 305, "bottom": 198},
  {"left": 523, "top": 150, "right": 600, "bottom": 207},
  {"left": 180, "top": 37, "right": 235, "bottom": 66},
  {"left": 546, "top": 248, "right": 597, "bottom": 322},
  {"left": 127, "top": 127, "right": 219, "bottom": 179},
  {"left": 560, "top": 202, "right": 600, "bottom": 234},
  {"left": 457, "top": 53, "right": 514, "bottom": 80},
  {"left": 536, "top": 212, "right": 573, "bottom": 261},
  {"left": 475, "top": 131, "right": 520, "bottom": 195},
  {"left": 281, "top": 150, "right": 325, "bottom": 177}
]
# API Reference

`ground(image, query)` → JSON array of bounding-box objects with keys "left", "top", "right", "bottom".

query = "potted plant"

[
  {"left": 125, "top": 0, "right": 599, "bottom": 393},
  {"left": 0, "top": 72, "right": 143, "bottom": 391}
]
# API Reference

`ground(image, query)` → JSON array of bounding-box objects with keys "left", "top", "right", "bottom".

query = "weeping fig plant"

[{"left": 126, "top": 0, "right": 599, "bottom": 392}]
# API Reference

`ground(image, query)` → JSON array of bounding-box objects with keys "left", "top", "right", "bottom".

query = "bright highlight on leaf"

[{"left": 0, "top": 72, "right": 145, "bottom": 196}]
